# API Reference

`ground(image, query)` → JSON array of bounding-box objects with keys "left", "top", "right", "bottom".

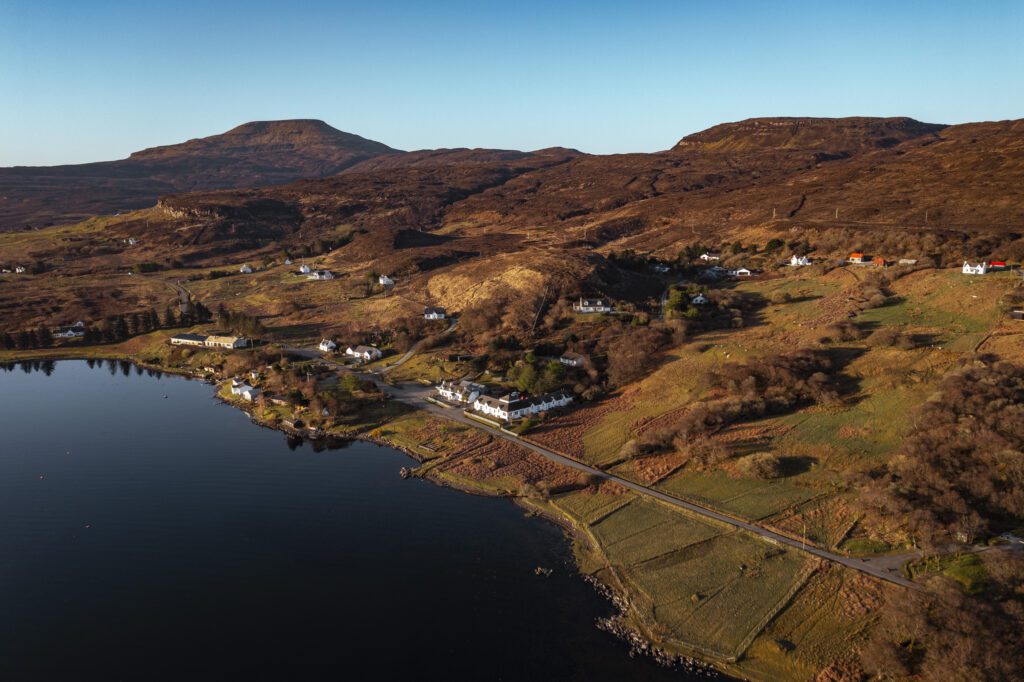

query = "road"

[
  {"left": 290, "top": 342, "right": 919, "bottom": 589},
  {"left": 382, "top": 380, "right": 919, "bottom": 589},
  {"left": 379, "top": 318, "right": 458, "bottom": 374}
]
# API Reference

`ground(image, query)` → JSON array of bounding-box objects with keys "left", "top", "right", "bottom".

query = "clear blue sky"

[{"left": 2, "top": 0, "right": 1022, "bottom": 165}]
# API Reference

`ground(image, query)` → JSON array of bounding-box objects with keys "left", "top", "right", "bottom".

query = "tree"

[
  {"left": 0, "top": 332, "right": 13, "bottom": 350},
  {"left": 163, "top": 306, "right": 177, "bottom": 328},
  {"left": 515, "top": 364, "right": 537, "bottom": 393},
  {"left": 35, "top": 325, "right": 53, "bottom": 348}
]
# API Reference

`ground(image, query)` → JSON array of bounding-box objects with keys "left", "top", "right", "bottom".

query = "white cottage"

[
  {"left": 436, "top": 379, "right": 486, "bottom": 403},
  {"left": 789, "top": 255, "right": 811, "bottom": 267},
  {"left": 299, "top": 264, "right": 312, "bottom": 274},
  {"left": 308, "top": 270, "right": 335, "bottom": 280},
  {"left": 572, "top": 297, "right": 613, "bottom": 313},
  {"left": 379, "top": 274, "right": 395, "bottom": 287},
  {"left": 346, "top": 345, "right": 382, "bottom": 361},
  {"left": 962, "top": 261, "right": 989, "bottom": 275},
  {"left": 239, "top": 264, "right": 253, "bottom": 274},
  {"left": 318, "top": 339, "right": 337, "bottom": 352}
]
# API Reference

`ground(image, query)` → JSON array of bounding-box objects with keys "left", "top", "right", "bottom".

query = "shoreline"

[{"left": 7, "top": 351, "right": 730, "bottom": 679}]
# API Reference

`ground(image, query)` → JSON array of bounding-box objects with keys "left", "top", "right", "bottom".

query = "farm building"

[
  {"left": 1010, "top": 310, "right": 1024, "bottom": 321},
  {"left": 699, "top": 253, "right": 721, "bottom": 262},
  {"left": 729, "top": 268, "right": 752, "bottom": 277},
  {"left": 472, "top": 390, "right": 574, "bottom": 422},
  {"left": 789, "top": 255, "right": 811, "bottom": 266},
  {"left": 424, "top": 306, "right": 447, "bottom": 320},
  {"left": 205, "top": 335, "right": 248, "bottom": 349},
  {"left": 299, "top": 264, "right": 312, "bottom": 274},
  {"left": 898, "top": 258, "right": 918, "bottom": 266},
  {"left": 848, "top": 252, "right": 866, "bottom": 264},
  {"left": 239, "top": 264, "right": 253, "bottom": 274},
  {"left": 572, "top": 297, "right": 613, "bottom": 313},
  {"left": 319, "top": 339, "right": 337, "bottom": 352},
  {"left": 962, "top": 261, "right": 989, "bottom": 275},
  {"left": 308, "top": 270, "right": 335, "bottom": 280},
  {"left": 379, "top": 274, "right": 394, "bottom": 286}
]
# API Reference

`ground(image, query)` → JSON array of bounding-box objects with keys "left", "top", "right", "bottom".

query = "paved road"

[
  {"left": 379, "top": 318, "right": 458, "bottom": 374},
  {"left": 295, "top": 344, "right": 920, "bottom": 589}
]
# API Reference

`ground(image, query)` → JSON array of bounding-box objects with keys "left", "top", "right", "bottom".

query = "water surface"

[{"left": 0, "top": 360, "right": 700, "bottom": 680}]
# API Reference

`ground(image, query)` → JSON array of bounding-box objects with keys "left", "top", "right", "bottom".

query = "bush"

[{"left": 737, "top": 452, "right": 784, "bottom": 479}]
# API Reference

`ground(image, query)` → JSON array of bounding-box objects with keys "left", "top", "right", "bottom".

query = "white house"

[
  {"left": 471, "top": 390, "right": 574, "bottom": 422},
  {"left": 229, "top": 378, "right": 251, "bottom": 396},
  {"left": 729, "top": 268, "right": 752, "bottom": 277},
  {"left": 559, "top": 351, "right": 588, "bottom": 368},
  {"left": 789, "top": 255, "right": 811, "bottom": 267},
  {"left": 239, "top": 264, "right": 253, "bottom": 274},
  {"left": 898, "top": 258, "right": 918, "bottom": 266},
  {"left": 572, "top": 297, "right": 613, "bottom": 313},
  {"left": 436, "top": 379, "right": 486, "bottom": 404},
  {"left": 379, "top": 274, "right": 394, "bottom": 287},
  {"left": 284, "top": 258, "right": 293, "bottom": 265},
  {"left": 691, "top": 293, "right": 709, "bottom": 305},
  {"left": 319, "top": 339, "right": 337, "bottom": 352},
  {"left": 14, "top": 266, "right": 26, "bottom": 273},
  {"left": 308, "top": 270, "right": 335, "bottom": 280},
  {"left": 424, "top": 306, "right": 447, "bottom": 320},
  {"left": 346, "top": 345, "right": 383, "bottom": 361},
  {"left": 962, "top": 261, "right": 989, "bottom": 275},
  {"left": 299, "top": 264, "right": 312, "bottom": 274},
  {"left": 699, "top": 253, "right": 721, "bottom": 262},
  {"left": 53, "top": 323, "right": 86, "bottom": 339}
]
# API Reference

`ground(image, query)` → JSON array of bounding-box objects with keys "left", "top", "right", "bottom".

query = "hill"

[{"left": 0, "top": 120, "right": 399, "bottom": 230}]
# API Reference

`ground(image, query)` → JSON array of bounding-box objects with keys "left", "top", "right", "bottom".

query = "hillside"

[{"left": 0, "top": 120, "right": 399, "bottom": 230}]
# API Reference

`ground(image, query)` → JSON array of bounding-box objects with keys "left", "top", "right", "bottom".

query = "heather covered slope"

[{"left": 0, "top": 120, "right": 399, "bottom": 230}]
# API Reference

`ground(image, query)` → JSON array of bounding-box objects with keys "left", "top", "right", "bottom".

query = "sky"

[{"left": 2, "top": 0, "right": 1022, "bottom": 165}]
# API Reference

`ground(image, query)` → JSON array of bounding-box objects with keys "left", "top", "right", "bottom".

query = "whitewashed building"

[
  {"left": 962, "top": 261, "right": 989, "bottom": 275},
  {"left": 299, "top": 264, "right": 312, "bottom": 274},
  {"left": 729, "top": 268, "right": 752, "bottom": 277},
  {"left": 424, "top": 306, "right": 446, "bottom": 320},
  {"left": 319, "top": 339, "right": 337, "bottom": 352},
  {"left": 170, "top": 333, "right": 209, "bottom": 347},
  {"left": 699, "top": 253, "right": 721, "bottom": 262},
  {"left": 572, "top": 297, "right": 613, "bottom": 313},
  {"left": 379, "top": 274, "right": 395, "bottom": 287},
  {"left": 471, "top": 390, "right": 574, "bottom": 422},
  {"left": 346, "top": 345, "right": 382, "bottom": 361},
  {"left": 239, "top": 264, "right": 253, "bottom": 274},
  {"left": 789, "top": 255, "right": 811, "bottom": 266},
  {"left": 308, "top": 270, "right": 335, "bottom": 281},
  {"left": 436, "top": 379, "right": 486, "bottom": 403}
]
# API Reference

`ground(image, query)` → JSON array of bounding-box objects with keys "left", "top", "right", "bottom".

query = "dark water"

[{"left": 0, "top": 360, "right": 699, "bottom": 681}]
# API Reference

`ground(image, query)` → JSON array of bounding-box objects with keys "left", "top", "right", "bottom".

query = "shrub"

[{"left": 737, "top": 452, "right": 784, "bottom": 479}]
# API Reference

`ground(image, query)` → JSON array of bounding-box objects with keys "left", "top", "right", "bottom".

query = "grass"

[
  {"left": 654, "top": 470, "right": 818, "bottom": 521},
  {"left": 907, "top": 552, "right": 989, "bottom": 594}
]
